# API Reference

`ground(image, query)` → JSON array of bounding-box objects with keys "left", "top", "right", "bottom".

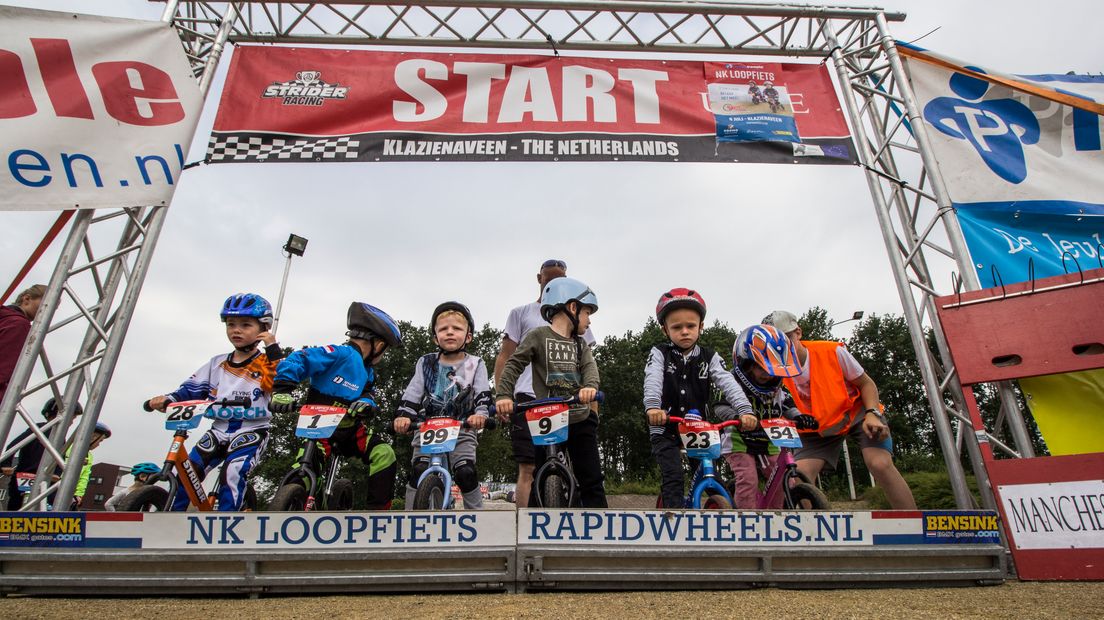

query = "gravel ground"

[{"left": 2, "top": 582, "right": 1103, "bottom": 619}]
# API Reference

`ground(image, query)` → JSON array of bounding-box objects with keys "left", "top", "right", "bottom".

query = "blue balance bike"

[{"left": 664, "top": 412, "right": 742, "bottom": 509}]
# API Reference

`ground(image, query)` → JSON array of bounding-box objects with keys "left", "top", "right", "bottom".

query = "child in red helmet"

[{"left": 644, "top": 288, "right": 754, "bottom": 509}]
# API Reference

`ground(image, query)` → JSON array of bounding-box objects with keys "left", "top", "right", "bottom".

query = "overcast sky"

[{"left": 3, "top": 0, "right": 1102, "bottom": 472}]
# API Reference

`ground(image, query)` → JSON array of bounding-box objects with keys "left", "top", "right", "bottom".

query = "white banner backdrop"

[{"left": 0, "top": 6, "right": 203, "bottom": 211}]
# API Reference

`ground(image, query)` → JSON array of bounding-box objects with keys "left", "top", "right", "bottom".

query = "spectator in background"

[
  {"left": 0, "top": 284, "right": 47, "bottom": 403},
  {"left": 0, "top": 397, "right": 75, "bottom": 510}
]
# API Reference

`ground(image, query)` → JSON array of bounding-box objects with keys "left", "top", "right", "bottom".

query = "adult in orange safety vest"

[{"left": 767, "top": 311, "right": 916, "bottom": 510}]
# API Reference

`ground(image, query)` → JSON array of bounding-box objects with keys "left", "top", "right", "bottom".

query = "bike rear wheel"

[
  {"left": 270, "top": 483, "right": 308, "bottom": 511},
  {"left": 786, "top": 482, "right": 831, "bottom": 510},
  {"left": 541, "top": 474, "right": 569, "bottom": 508},
  {"left": 413, "top": 473, "right": 446, "bottom": 510},
  {"left": 327, "top": 478, "right": 354, "bottom": 511},
  {"left": 117, "top": 485, "right": 170, "bottom": 512}
]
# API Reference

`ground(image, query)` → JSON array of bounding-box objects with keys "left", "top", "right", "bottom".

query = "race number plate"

[
  {"left": 678, "top": 419, "right": 722, "bottom": 460},
  {"left": 527, "top": 404, "right": 569, "bottom": 446},
  {"left": 761, "top": 417, "right": 803, "bottom": 448},
  {"left": 296, "top": 405, "right": 347, "bottom": 439},
  {"left": 419, "top": 418, "right": 462, "bottom": 455},
  {"left": 163, "top": 400, "right": 212, "bottom": 430}
]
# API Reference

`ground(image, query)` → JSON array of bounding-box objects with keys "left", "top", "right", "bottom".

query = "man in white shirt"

[{"left": 493, "top": 259, "right": 596, "bottom": 507}]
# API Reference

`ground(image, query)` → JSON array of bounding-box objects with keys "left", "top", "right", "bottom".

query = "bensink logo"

[
  {"left": 923, "top": 69, "right": 1040, "bottom": 184},
  {"left": 262, "top": 70, "right": 349, "bottom": 106}
]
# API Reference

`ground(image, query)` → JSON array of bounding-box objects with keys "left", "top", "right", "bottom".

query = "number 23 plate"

[{"left": 678, "top": 419, "right": 722, "bottom": 459}]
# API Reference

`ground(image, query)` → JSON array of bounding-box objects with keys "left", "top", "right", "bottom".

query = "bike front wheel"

[
  {"left": 270, "top": 483, "right": 308, "bottom": 511},
  {"left": 117, "top": 485, "right": 170, "bottom": 512},
  {"left": 700, "top": 491, "right": 732, "bottom": 510},
  {"left": 413, "top": 473, "right": 446, "bottom": 510},
  {"left": 541, "top": 474, "right": 569, "bottom": 508},
  {"left": 786, "top": 482, "right": 831, "bottom": 510}
]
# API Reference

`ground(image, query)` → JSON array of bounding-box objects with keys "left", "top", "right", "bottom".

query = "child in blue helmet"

[
  {"left": 495, "top": 277, "right": 606, "bottom": 508},
  {"left": 145, "top": 293, "right": 284, "bottom": 511},
  {"left": 270, "top": 301, "right": 403, "bottom": 510}
]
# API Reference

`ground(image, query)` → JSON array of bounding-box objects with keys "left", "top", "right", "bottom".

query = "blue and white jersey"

[{"left": 166, "top": 351, "right": 277, "bottom": 433}]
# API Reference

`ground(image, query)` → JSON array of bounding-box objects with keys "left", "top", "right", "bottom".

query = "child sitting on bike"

[
  {"left": 394, "top": 302, "right": 491, "bottom": 510},
  {"left": 270, "top": 301, "right": 402, "bottom": 510},
  {"left": 144, "top": 293, "right": 284, "bottom": 512},
  {"left": 644, "top": 289, "right": 753, "bottom": 509},
  {"left": 495, "top": 277, "right": 605, "bottom": 508},
  {"left": 716, "top": 324, "right": 817, "bottom": 508}
]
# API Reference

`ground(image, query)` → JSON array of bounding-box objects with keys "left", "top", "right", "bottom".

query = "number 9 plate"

[
  {"left": 526, "top": 404, "right": 569, "bottom": 446},
  {"left": 678, "top": 419, "right": 721, "bottom": 459}
]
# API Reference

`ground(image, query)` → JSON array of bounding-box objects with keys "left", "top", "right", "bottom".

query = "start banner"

[
  {"left": 0, "top": 7, "right": 203, "bottom": 211},
  {"left": 207, "top": 46, "right": 855, "bottom": 165}
]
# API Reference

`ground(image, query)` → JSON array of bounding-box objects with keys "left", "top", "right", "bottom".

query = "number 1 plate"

[
  {"left": 296, "top": 405, "right": 347, "bottom": 439},
  {"left": 761, "top": 418, "right": 803, "bottom": 448},
  {"left": 526, "top": 405, "right": 569, "bottom": 446}
]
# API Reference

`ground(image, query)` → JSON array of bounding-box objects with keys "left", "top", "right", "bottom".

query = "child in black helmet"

[
  {"left": 271, "top": 301, "right": 403, "bottom": 510},
  {"left": 394, "top": 302, "right": 491, "bottom": 509}
]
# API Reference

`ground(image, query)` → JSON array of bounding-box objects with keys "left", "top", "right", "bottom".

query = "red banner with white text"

[{"left": 208, "top": 47, "right": 855, "bottom": 165}]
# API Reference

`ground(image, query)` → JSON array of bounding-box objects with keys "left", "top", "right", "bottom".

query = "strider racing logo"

[{"left": 262, "top": 70, "right": 349, "bottom": 107}]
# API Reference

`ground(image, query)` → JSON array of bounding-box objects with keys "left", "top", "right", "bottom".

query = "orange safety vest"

[{"left": 783, "top": 340, "right": 862, "bottom": 437}]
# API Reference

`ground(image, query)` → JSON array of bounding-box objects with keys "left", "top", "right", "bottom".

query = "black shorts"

[{"left": 509, "top": 393, "right": 536, "bottom": 465}]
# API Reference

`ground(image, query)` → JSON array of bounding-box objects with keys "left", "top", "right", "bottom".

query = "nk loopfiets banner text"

[{"left": 208, "top": 47, "right": 856, "bottom": 165}]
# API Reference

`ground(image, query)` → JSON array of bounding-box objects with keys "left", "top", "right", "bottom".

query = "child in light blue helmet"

[{"left": 495, "top": 277, "right": 606, "bottom": 507}]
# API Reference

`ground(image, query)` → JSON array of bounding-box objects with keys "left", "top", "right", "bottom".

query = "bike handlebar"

[
  {"left": 409, "top": 415, "right": 498, "bottom": 432},
  {"left": 493, "top": 391, "right": 604, "bottom": 415},
  {"left": 668, "top": 415, "right": 742, "bottom": 429},
  {"left": 143, "top": 397, "right": 251, "bottom": 412}
]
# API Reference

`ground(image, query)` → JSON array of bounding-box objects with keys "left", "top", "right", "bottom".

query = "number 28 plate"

[
  {"left": 163, "top": 400, "right": 212, "bottom": 430},
  {"left": 678, "top": 419, "right": 722, "bottom": 459},
  {"left": 296, "top": 405, "right": 346, "bottom": 439},
  {"left": 526, "top": 404, "right": 569, "bottom": 446},
  {"left": 761, "top": 418, "right": 803, "bottom": 448},
  {"left": 419, "top": 418, "right": 462, "bottom": 454}
]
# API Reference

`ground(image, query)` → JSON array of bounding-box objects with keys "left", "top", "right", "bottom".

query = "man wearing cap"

[
  {"left": 765, "top": 310, "right": 916, "bottom": 509},
  {"left": 1, "top": 284, "right": 47, "bottom": 403},
  {"left": 494, "top": 260, "right": 596, "bottom": 508}
]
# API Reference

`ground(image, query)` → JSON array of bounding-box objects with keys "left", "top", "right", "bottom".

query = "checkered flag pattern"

[{"left": 207, "top": 135, "right": 361, "bottom": 162}]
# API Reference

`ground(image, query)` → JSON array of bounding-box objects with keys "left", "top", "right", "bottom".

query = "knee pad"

[
  {"left": 194, "top": 430, "right": 220, "bottom": 460},
  {"left": 453, "top": 458, "right": 478, "bottom": 493},
  {"left": 227, "top": 430, "right": 266, "bottom": 454},
  {"left": 410, "top": 455, "right": 432, "bottom": 485}
]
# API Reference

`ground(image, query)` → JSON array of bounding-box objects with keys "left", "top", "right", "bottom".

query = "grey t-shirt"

[{"left": 496, "top": 326, "right": 599, "bottom": 423}]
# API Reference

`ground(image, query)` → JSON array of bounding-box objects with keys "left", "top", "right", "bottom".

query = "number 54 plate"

[{"left": 761, "top": 418, "right": 803, "bottom": 448}]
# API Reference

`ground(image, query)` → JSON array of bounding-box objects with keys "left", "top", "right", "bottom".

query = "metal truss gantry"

[{"left": 1, "top": 1, "right": 1034, "bottom": 511}]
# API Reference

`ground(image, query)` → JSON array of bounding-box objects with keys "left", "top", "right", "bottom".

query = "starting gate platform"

[{"left": 0, "top": 509, "right": 1005, "bottom": 595}]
